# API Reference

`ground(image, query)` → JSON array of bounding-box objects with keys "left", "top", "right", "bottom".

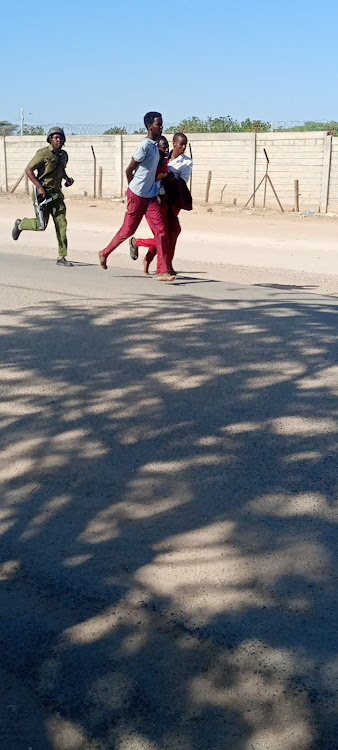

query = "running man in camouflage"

[{"left": 12, "top": 126, "right": 74, "bottom": 267}]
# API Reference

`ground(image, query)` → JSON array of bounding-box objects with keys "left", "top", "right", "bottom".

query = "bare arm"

[
  {"left": 25, "top": 166, "right": 46, "bottom": 198},
  {"left": 125, "top": 158, "right": 139, "bottom": 185}
]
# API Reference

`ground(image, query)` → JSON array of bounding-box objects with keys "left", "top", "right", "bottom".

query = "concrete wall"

[
  {"left": 255, "top": 132, "right": 326, "bottom": 211},
  {"left": 1, "top": 131, "right": 337, "bottom": 212},
  {"left": 0, "top": 135, "right": 118, "bottom": 198}
]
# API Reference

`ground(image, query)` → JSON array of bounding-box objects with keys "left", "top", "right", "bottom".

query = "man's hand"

[
  {"left": 126, "top": 158, "right": 139, "bottom": 185},
  {"left": 65, "top": 177, "right": 74, "bottom": 187},
  {"left": 25, "top": 166, "right": 45, "bottom": 197}
]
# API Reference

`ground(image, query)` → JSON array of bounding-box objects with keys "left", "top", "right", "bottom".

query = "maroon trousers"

[
  {"left": 102, "top": 188, "right": 170, "bottom": 273},
  {"left": 136, "top": 204, "right": 181, "bottom": 267}
]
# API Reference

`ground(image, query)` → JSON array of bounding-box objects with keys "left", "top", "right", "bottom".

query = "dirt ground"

[{"left": 1, "top": 194, "right": 338, "bottom": 295}]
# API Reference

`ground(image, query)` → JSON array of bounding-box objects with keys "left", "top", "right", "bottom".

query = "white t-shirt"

[{"left": 168, "top": 153, "right": 193, "bottom": 183}]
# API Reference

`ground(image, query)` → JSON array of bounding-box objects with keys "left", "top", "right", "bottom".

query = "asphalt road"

[{"left": 0, "top": 251, "right": 337, "bottom": 750}]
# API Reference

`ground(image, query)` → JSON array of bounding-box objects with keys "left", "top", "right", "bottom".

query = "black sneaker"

[
  {"left": 56, "top": 257, "right": 73, "bottom": 267},
  {"left": 12, "top": 219, "right": 22, "bottom": 240},
  {"left": 129, "top": 237, "right": 138, "bottom": 260}
]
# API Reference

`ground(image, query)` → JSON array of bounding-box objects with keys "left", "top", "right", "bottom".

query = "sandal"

[{"left": 129, "top": 237, "right": 139, "bottom": 260}]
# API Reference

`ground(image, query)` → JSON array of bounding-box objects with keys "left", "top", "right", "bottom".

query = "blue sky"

[{"left": 1, "top": 0, "right": 337, "bottom": 128}]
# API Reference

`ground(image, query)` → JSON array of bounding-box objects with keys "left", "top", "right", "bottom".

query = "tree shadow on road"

[
  {"left": 0, "top": 287, "right": 337, "bottom": 749},
  {"left": 254, "top": 283, "right": 320, "bottom": 291}
]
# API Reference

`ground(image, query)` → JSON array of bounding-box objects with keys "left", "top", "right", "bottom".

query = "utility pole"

[{"left": 19, "top": 108, "right": 31, "bottom": 135}]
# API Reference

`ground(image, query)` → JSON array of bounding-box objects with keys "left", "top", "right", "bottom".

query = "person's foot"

[
  {"left": 155, "top": 272, "right": 176, "bottom": 282},
  {"left": 143, "top": 257, "right": 150, "bottom": 275},
  {"left": 98, "top": 251, "right": 107, "bottom": 269},
  {"left": 12, "top": 219, "right": 22, "bottom": 240},
  {"left": 170, "top": 266, "right": 177, "bottom": 275},
  {"left": 129, "top": 237, "right": 138, "bottom": 260},
  {"left": 56, "top": 257, "right": 73, "bottom": 267}
]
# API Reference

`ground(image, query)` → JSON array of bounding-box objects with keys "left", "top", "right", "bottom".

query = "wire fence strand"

[
  {"left": 2, "top": 121, "right": 338, "bottom": 136},
  {"left": 36, "top": 121, "right": 338, "bottom": 135}
]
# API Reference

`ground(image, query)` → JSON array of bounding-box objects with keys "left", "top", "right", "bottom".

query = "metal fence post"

[
  {"left": 205, "top": 171, "right": 212, "bottom": 203},
  {"left": 91, "top": 145, "right": 96, "bottom": 198},
  {"left": 0, "top": 136, "right": 8, "bottom": 192},
  {"left": 320, "top": 134, "right": 332, "bottom": 214},
  {"left": 98, "top": 166, "right": 103, "bottom": 198},
  {"left": 294, "top": 179, "right": 299, "bottom": 212}
]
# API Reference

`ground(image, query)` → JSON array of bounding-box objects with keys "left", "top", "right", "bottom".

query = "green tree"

[
  {"left": 103, "top": 126, "right": 127, "bottom": 135},
  {"left": 165, "top": 115, "right": 271, "bottom": 133},
  {"left": 239, "top": 118, "right": 271, "bottom": 132},
  {"left": 22, "top": 125, "right": 44, "bottom": 135},
  {"left": 177, "top": 116, "right": 207, "bottom": 132},
  {"left": 0, "top": 120, "right": 17, "bottom": 135},
  {"left": 278, "top": 120, "right": 338, "bottom": 134},
  {"left": 207, "top": 116, "right": 240, "bottom": 132}
]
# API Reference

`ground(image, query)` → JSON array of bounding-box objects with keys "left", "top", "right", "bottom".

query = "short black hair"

[
  {"left": 159, "top": 136, "right": 169, "bottom": 147},
  {"left": 173, "top": 132, "right": 188, "bottom": 143},
  {"left": 144, "top": 111, "right": 162, "bottom": 129}
]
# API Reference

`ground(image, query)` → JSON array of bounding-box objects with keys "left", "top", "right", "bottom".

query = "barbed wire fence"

[
  {"left": 2, "top": 121, "right": 338, "bottom": 136},
  {"left": 38, "top": 123, "right": 146, "bottom": 135}
]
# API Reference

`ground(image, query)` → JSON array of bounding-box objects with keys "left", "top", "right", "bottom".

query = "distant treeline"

[
  {"left": 104, "top": 118, "right": 338, "bottom": 135},
  {"left": 1, "top": 118, "right": 338, "bottom": 136}
]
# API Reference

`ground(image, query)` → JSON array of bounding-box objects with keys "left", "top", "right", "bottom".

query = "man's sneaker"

[
  {"left": 56, "top": 257, "right": 73, "bottom": 267},
  {"left": 12, "top": 219, "right": 22, "bottom": 240},
  {"left": 129, "top": 237, "right": 138, "bottom": 260}
]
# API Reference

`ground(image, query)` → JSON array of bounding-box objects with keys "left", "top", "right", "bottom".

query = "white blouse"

[{"left": 168, "top": 153, "right": 193, "bottom": 183}]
